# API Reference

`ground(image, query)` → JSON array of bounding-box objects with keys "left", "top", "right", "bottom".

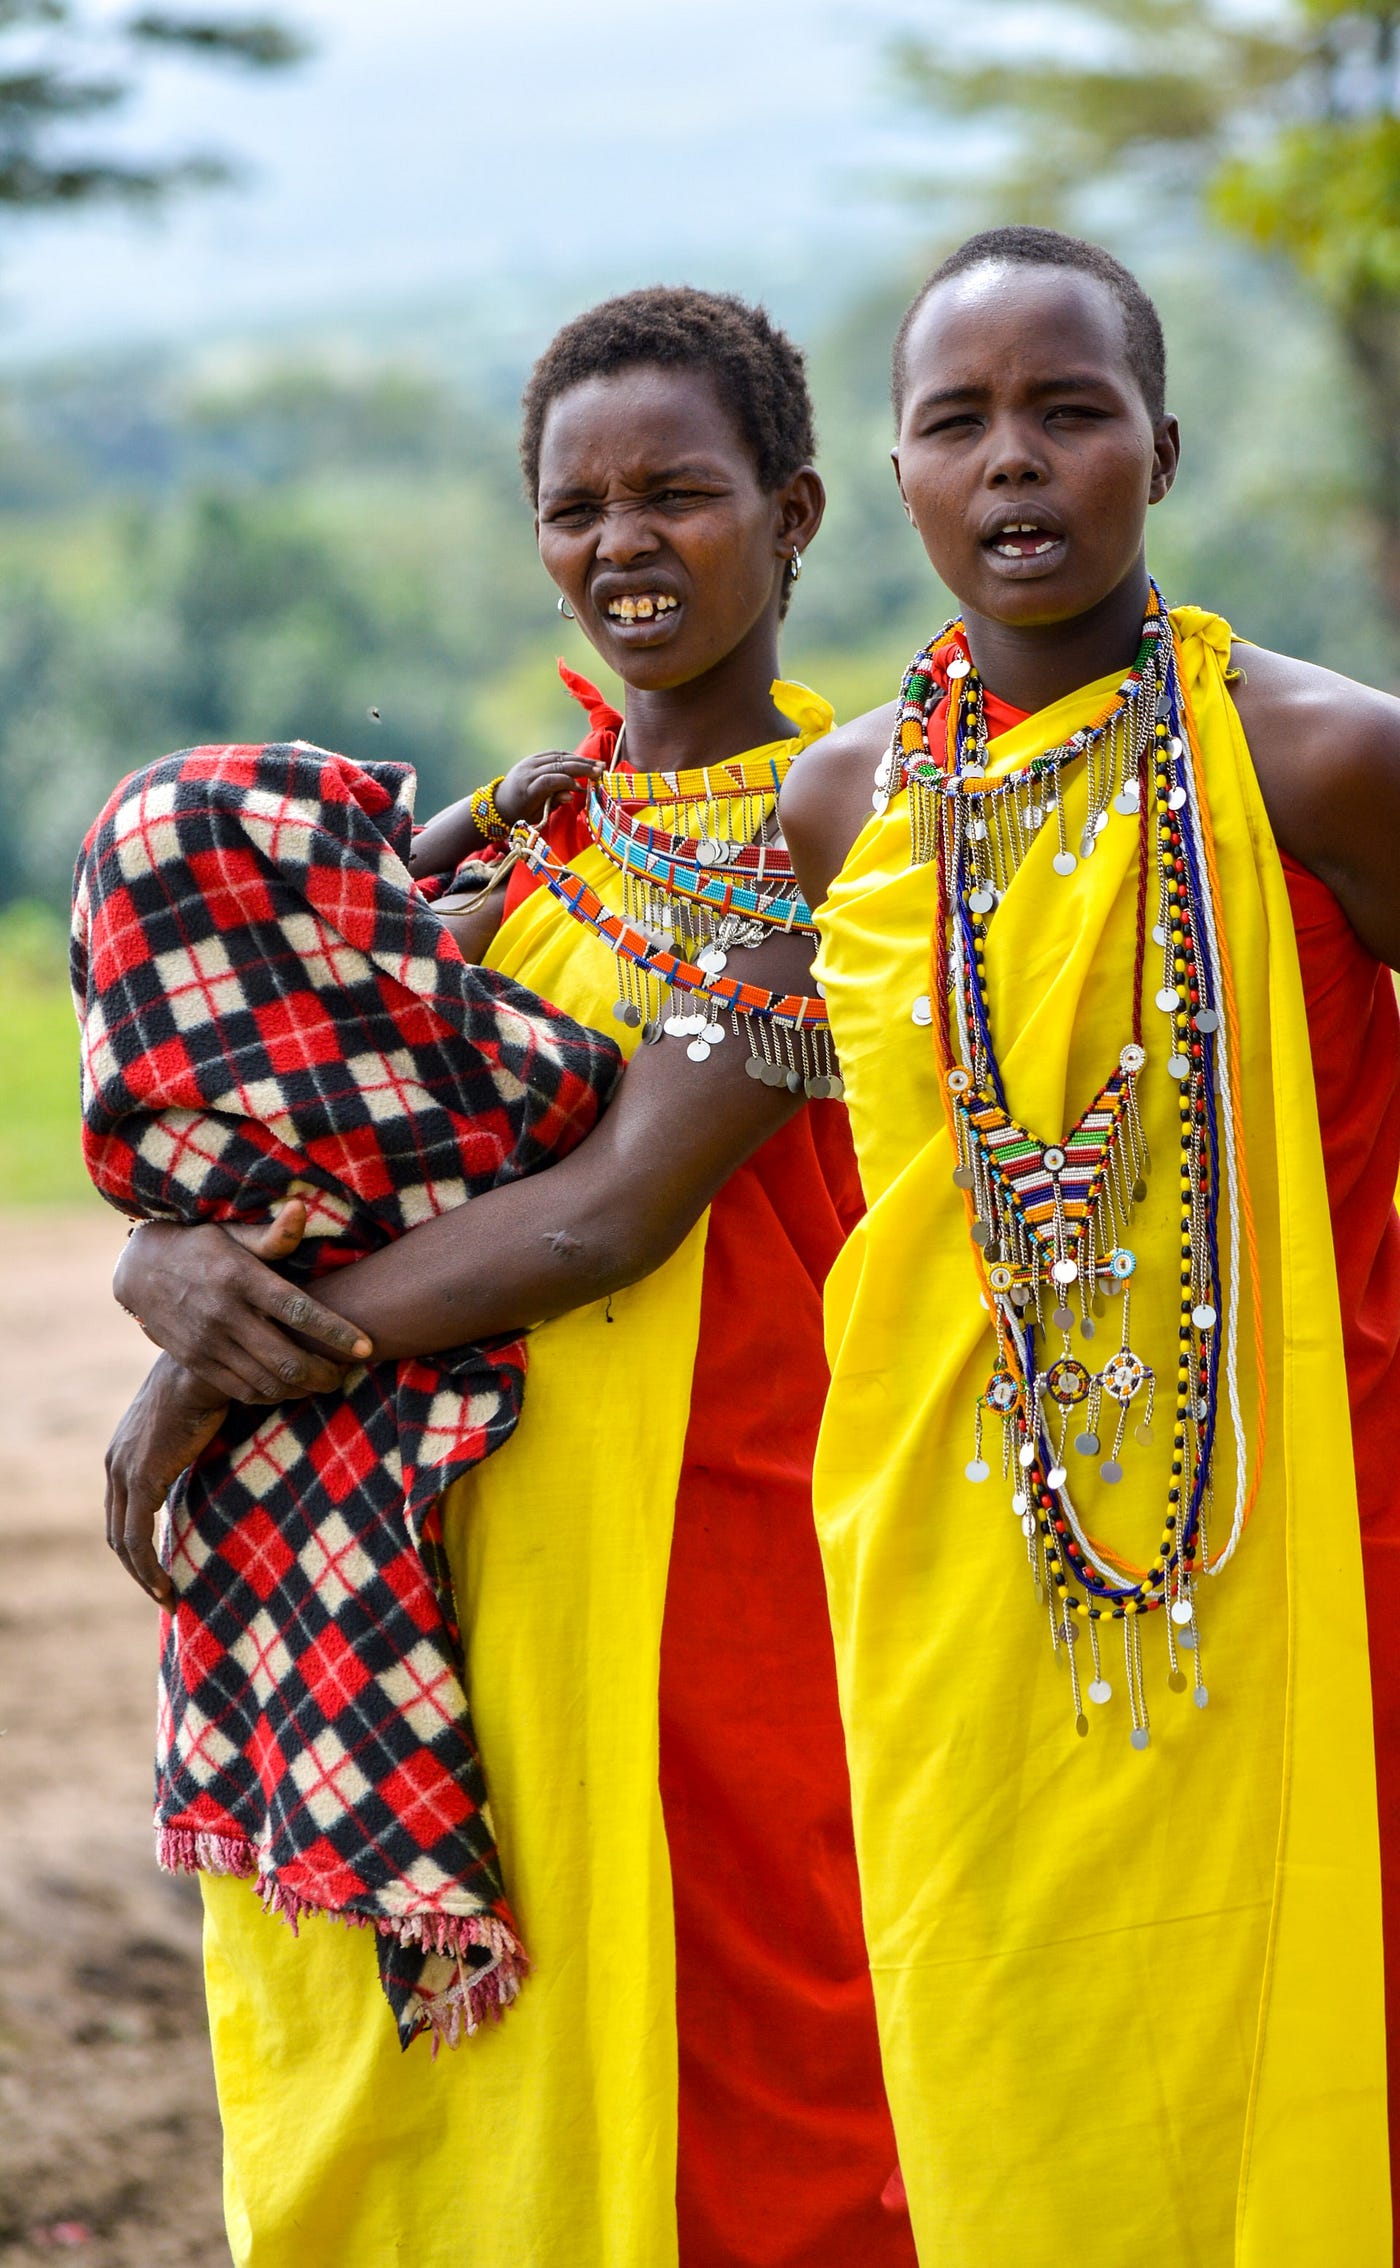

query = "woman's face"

[
  {"left": 535, "top": 363, "right": 819, "bottom": 692},
  {"left": 893, "top": 264, "right": 1178, "bottom": 631}
]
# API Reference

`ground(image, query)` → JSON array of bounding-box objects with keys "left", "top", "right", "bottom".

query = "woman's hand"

[
  {"left": 105, "top": 1353, "right": 230, "bottom": 1605},
  {"left": 113, "top": 1200, "right": 373, "bottom": 1404}
]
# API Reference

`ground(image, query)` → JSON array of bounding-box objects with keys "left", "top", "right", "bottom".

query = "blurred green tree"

[
  {"left": 0, "top": 2, "right": 307, "bottom": 211},
  {"left": 892, "top": 1, "right": 1400, "bottom": 618}
]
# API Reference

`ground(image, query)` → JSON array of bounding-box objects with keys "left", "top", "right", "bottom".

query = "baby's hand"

[{"left": 496, "top": 750, "right": 603, "bottom": 827}]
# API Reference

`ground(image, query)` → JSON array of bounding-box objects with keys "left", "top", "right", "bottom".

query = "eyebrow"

[
  {"left": 911, "top": 371, "right": 1118, "bottom": 412},
  {"left": 539, "top": 459, "right": 729, "bottom": 503}
]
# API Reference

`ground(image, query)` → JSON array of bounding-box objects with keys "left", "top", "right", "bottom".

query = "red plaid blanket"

[{"left": 71, "top": 741, "right": 622, "bottom": 2048}]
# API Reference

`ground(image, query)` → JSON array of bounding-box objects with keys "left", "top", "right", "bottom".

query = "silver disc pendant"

[
  {"left": 1193, "top": 1007, "right": 1220, "bottom": 1033},
  {"left": 1193, "top": 1686, "right": 1210, "bottom": 1709},
  {"left": 1074, "top": 1431, "right": 1100, "bottom": 1457},
  {"left": 1155, "top": 986, "right": 1180, "bottom": 1013},
  {"left": 1168, "top": 1054, "right": 1191, "bottom": 1080},
  {"left": 1130, "top": 1727, "right": 1151, "bottom": 1751},
  {"left": 1168, "top": 1669, "right": 1188, "bottom": 1694},
  {"left": 687, "top": 1039, "right": 711, "bottom": 1063},
  {"left": 744, "top": 1056, "right": 766, "bottom": 1081},
  {"left": 911, "top": 994, "right": 933, "bottom": 1027},
  {"left": 968, "top": 888, "right": 995, "bottom": 915},
  {"left": 1052, "top": 1304, "right": 1075, "bottom": 1331},
  {"left": 965, "top": 1458, "right": 990, "bottom": 1483},
  {"left": 1168, "top": 784, "right": 1187, "bottom": 811},
  {"left": 1113, "top": 786, "right": 1140, "bottom": 816},
  {"left": 1088, "top": 1678, "right": 1112, "bottom": 1706},
  {"left": 1052, "top": 850, "right": 1077, "bottom": 878},
  {"left": 1170, "top": 1599, "right": 1194, "bottom": 1627},
  {"left": 1100, "top": 1459, "right": 1123, "bottom": 1484},
  {"left": 952, "top": 1166, "right": 975, "bottom": 1190},
  {"left": 702, "top": 1022, "right": 725, "bottom": 1045}
]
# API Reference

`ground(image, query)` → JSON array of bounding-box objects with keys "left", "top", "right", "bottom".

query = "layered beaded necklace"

[
  {"left": 510, "top": 742, "right": 841, "bottom": 1098},
  {"left": 884, "top": 586, "right": 1258, "bottom": 1744}
]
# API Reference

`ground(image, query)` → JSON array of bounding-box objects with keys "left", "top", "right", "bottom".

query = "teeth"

[{"left": 606, "top": 592, "right": 678, "bottom": 620}]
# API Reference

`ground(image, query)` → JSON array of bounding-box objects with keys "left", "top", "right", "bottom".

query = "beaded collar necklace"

[
  {"left": 885, "top": 587, "right": 1261, "bottom": 1744},
  {"left": 509, "top": 734, "right": 839, "bottom": 1098}
]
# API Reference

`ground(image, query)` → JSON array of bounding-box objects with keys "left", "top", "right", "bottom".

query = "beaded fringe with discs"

[
  {"left": 511, "top": 748, "right": 841, "bottom": 1098},
  {"left": 880, "top": 588, "right": 1262, "bottom": 1745}
]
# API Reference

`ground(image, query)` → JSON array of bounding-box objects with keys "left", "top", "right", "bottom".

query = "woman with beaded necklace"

[
  {"left": 781, "top": 226, "right": 1400, "bottom": 2265},
  {"left": 104, "top": 290, "right": 914, "bottom": 2268}
]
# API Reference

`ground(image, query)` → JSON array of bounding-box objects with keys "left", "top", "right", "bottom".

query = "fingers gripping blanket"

[{"left": 71, "top": 742, "right": 623, "bottom": 2049}]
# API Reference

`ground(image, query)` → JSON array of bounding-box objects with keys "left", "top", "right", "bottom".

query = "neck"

[
  {"left": 960, "top": 558, "right": 1152, "bottom": 717},
  {"left": 616, "top": 610, "right": 791, "bottom": 769}
]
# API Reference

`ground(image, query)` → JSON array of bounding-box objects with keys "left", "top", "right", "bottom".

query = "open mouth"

[
  {"left": 981, "top": 513, "right": 1067, "bottom": 568},
  {"left": 988, "top": 520, "right": 1062, "bottom": 559},
  {"left": 602, "top": 592, "right": 680, "bottom": 624}
]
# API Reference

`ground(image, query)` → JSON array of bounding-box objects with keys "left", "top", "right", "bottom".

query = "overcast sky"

[{"left": 0, "top": 0, "right": 939, "bottom": 363}]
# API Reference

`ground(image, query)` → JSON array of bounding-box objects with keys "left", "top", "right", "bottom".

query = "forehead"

[
  {"left": 901, "top": 264, "right": 1135, "bottom": 410},
  {"left": 537, "top": 363, "right": 757, "bottom": 494}
]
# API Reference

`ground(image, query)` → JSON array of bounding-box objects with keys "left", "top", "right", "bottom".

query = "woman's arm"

[{"left": 115, "top": 921, "right": 818, "bottom": 1388}]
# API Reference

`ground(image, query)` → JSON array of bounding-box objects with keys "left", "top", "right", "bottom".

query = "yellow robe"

[
  {"left": 198, "top": 685, "right": 833, "bottom": 2268},
  {"left": 811, "top": 611, "right": 1389, "bottom": 2265}
]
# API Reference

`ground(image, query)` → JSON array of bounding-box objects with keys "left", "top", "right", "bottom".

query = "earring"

[
  {"left": 557, "top": 593, "right": 576, "bottom": 619},
  {"left": 787, "top": 549, "right": 803, "bottom": 584}
]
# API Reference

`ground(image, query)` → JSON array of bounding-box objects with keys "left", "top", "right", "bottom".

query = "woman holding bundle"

[{"left": 101, "top": 289, "right": 913, "bottom": 2268}]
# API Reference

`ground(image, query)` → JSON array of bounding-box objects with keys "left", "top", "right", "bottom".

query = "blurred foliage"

[
  {"left": 0, "top": 895, "right": 94, "bottom": 1201},
  {"left": 0, "top": 246, "right": 1391, "bottom": 926},
  {"left": 891, "top": 0, "right": 1400, "bottom": 618},
  {"left": 0, "top": 3, "right": 306, "bottom": 212}
]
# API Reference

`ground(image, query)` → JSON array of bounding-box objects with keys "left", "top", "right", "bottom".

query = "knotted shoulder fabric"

[{"left": 71, "top": 740, "right": 623, "bottom": 2049}]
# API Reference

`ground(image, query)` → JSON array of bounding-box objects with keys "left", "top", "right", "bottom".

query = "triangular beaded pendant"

[
  {"left": 948, "top": 1046, "right": 1147, "bottom": 1289},
  {"left": 967, "top": 1066, "right": 1128, "bottom": 1256}
]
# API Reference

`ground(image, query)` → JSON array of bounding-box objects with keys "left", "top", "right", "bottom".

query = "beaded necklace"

[
  {"left": 508, "top": 735, "right": 839, "bottom": 1098},
  {"left": 886, "top": 587, "right": 1260, "bottom": 1744}
]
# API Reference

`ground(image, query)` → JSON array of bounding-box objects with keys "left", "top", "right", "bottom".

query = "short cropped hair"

[
  {"left": 520, "top": 284, "right": 816, "bottom": 499},
  {"left": 891, "top": 225, "right": 1167, "bottom": 425}
]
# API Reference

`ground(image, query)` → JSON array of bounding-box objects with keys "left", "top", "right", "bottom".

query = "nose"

[
  {"left": 595, "top": 500, "right": 662, "bottom": 567},
  {"left": 983, "top": 413, "right": 1049, "bottom": 489}
]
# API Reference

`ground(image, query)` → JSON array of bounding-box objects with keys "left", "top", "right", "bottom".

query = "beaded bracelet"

[{"left": 467, "top": 775, "right": 511, "bottom": 845}]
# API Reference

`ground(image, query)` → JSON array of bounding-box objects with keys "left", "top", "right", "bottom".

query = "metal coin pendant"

[
  {"left": 911, "top": 994, "right": 933, "bottom": 1027},
  {"left": 1113, "top": 786, "right": 1140, "bottom": 816},
  {"left": 968, "top": 887, "right": 995, "bottom": 915},
  {"left": 1155, "top": 985, "right": 1180, "bottom": 1013},
  {"left": 1047, "top": 1465, "right": 1068, "bottom": 1489},
  {"left": 744, "top": 1056, "right": 766, "bottom": 1081},
  {"left": 1052, "top": 850, "right": 1078, "bottom": 878},
  {"left": 786, "top": 1069, "right": 803, "bottom": 1094},
  {"left": 1168, "top": 1669, "right": 1188, "bottom": 1694},
  {"left": 1052, "top": 1304, "right": 1075, "bottom": 1332},
  {"left": 1170, "top": 1599, "right": 1194, "bottom": 1627},
  {"left": 1074, "top": 1431, "right": 1100, "bottom": 1457},
  {"left": 1076, "top": 1714, "right": 1089, "bottom": 1738},
  {"left": 1168, "top": 785, "right": 1187, "bottom": 811},
  {"left": 1088, "top": 1678, "right": 1112, "bottom": 1705},
  {"left": 1193, "top": 1007, "right": 1220, "bottom": 1034},
  {"left": 687, "top": 1039, "right": 711, "bottom": 1063},
  {"left": 952, "top": 1165, "right": 975, "bottom": 1190},
  {"left": 1193, "top": 1686, "right": 1210, "bottom": 1709},
  {"left": 965, "top": 1458, "right": 990, "bottom": 1483},
  {"left": 1100, "top": 1459, "right": 1123, "bottom": 1484},
  {"left": 1130, "top": 1727, "right": 1151, "bottom": 1751}
]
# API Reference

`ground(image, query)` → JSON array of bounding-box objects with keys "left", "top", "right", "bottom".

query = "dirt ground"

[{"left": 0, "top": 1211, "right": 229, "bottom": 2267}]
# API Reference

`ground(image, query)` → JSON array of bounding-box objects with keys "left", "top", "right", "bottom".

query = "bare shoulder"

[
  {"left": 1228, "top": 641, "right": 1400, "bottom": 968},
  {"left": 1229, "top": 643, "right": 1400, "bottom": 819},
  {"left": 780, "top": 699, "right": 898, "bottom": 914}
]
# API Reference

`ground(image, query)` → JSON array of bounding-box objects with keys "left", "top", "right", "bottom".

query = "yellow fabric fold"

[
  {"left": 200, "top": 696, "right": 832, "bottom": 2268},
  {"left": 811, "top": 609, "right": 1388, "bottom": 2266}
]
